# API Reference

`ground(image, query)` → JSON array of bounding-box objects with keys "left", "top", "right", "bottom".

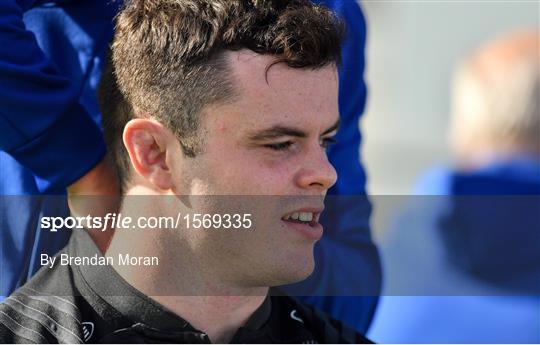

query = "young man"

[
  {"left": 1, "top": 0, "right": 380, "bottom": 332},
  {"left": 0, "top": 0, "right": 371, "bottom": 343}
]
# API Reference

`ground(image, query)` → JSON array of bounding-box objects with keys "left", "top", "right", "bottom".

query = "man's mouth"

[
  {"left": 280, "top": 207, "right": 324, "bottom": 240},
  {"left": 281, "top": 209, "right": 322, "bottom": 227}
]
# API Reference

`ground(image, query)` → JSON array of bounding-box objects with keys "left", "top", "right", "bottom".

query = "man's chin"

[{"left": 268, "top": 255, "right": 315, "bottom": 286}]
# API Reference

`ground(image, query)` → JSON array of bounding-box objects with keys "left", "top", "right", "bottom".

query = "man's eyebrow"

[
  {"left": 322, "top": 118, "right": 340, "bottom": 136},
  {"left": 248, "top": 118, "right": 340, "bottom": 141},
  {"left": 248, "top": 126, "right": 306, "bottom": 141}
]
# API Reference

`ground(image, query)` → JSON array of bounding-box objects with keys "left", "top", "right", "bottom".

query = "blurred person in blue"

[
  {"left": 0, "top": 0, "right": 380, "bottom": 333},
  {"left": 368, "top": 31, "right": 540, "bottom": 343}
]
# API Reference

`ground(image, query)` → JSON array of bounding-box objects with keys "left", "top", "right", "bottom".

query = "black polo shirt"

[{"left": 0, "top": 230, "right": 371, "bottom": 343}]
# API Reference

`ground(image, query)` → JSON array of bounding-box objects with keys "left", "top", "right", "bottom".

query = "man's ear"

[{"left": 123, "top": 119, "right": 174, "bottom": 191}]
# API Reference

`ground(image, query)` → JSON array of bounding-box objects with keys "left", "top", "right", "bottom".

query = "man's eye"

[
  {"left": 265, "top": 141, "right": 293, "bottom": 151},
  {"left": 320, "top": 137, "right": 337, "bottom": 149}
]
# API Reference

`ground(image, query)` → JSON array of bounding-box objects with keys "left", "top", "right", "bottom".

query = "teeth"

[
  {"left": 299, "top": 212, "right": 313, "bottom": 222},
  {"left": 284, "top": 212, "right": 314, "bottom": 222}
]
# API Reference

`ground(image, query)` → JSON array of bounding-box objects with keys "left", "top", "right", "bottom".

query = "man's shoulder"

[
  {"left": 0, "top": 286, "right": 84, "bottom": 343},
  {"left": 270, "top": 294, "right": 373, "bottom": 344},
  {"left": 0, "top": 256, "right": 85, "bottom": 343}
]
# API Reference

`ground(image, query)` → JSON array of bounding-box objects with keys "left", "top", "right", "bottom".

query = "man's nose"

[{"left": 294, "top": 146, "right": 337, "bottom": 192}]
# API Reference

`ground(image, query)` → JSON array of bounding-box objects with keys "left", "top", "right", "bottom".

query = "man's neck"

[
  {"left": 153, "top": 295, "right": 267, "bottom": 343},
  {"left": 105, "top": 197, "right": 268, "bottom": 343}
]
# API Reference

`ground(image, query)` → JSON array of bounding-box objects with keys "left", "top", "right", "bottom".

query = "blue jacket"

[
  {"left": 0, "top": 0, "right": 380, "bottom": 333},
  {"left": 0, "top": 0, "right": 118, "bottom": 194},
  {"left": 368, "top": 158, "right": 540, "bottom": 343},
  {"left": 0, "top": 0, "right": 118, "bottom": 298}
]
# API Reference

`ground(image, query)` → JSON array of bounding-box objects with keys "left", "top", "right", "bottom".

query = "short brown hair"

[{"left": 99, "top": 0, "right": 344, "bottom": 193}]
